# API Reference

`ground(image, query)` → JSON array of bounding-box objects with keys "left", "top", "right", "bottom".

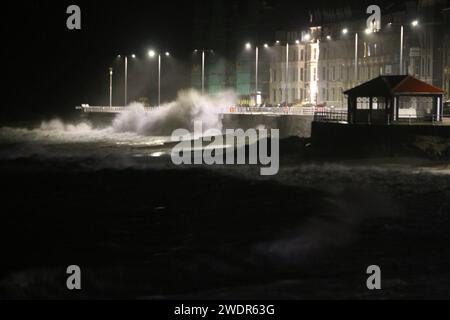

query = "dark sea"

[{"left": 1, "top": 115, "right": 450, "bottom": 299}]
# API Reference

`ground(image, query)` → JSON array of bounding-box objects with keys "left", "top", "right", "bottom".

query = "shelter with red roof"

[{"left": 344, "top": 76, "right": 445, "bottom": 124}]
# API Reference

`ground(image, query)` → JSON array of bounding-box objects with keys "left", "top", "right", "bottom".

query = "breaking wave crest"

[{"left": 112, "top": 89, "right": 237, "bottom": 136}]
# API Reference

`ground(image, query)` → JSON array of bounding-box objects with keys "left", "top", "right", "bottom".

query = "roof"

[{"left": 344, "top": 75, "right": 445, "bottom": 96}]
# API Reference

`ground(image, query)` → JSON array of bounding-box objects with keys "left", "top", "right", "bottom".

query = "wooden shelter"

[{"left": 344, "top": 75, "right": 445, "bottom": 124}]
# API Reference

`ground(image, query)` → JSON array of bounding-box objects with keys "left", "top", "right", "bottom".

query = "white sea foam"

[{"left": 112, "top": 89, "right": 236, "bottom": 136}]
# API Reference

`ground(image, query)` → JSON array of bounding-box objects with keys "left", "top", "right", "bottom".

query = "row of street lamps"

[
  {"left": 112, "top": 51, "right": 170, "bottom": 107},
  {"left": 109, "top": 19, "right": 420, "bottom": 107}
]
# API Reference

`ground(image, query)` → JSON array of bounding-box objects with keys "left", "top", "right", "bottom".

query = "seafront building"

[{"left": 191, "top": 0, "right": 450, "bottom": 107}]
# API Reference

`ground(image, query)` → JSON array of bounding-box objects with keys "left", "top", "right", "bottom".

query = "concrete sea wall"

[
  {"left": 84, "top": 112, "right": 315, "bottom": 138},
  {"left": 222, "top": 114, "right": 314, "bottom": 138}
]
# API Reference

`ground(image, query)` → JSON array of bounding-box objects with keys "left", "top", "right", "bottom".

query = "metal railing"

[
  {"left": 224, "top": 106, "right": 317, "bottom": 116},
  {"left": 77, "top": 105, "right": 349, "bottom": 118},
  {"left": 314, "top": 111, "right": 349, "bottom": 123}
]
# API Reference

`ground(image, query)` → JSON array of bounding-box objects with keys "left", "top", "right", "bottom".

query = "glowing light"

[
  {"left": 326, "top": 35, "right": 332, "bottom": 40},
  {"left": 264, "top": 43, "right": 269, "bottom": 48},
  {"left": 342, "top": 28, "right": 349, "bottom": 35},
  {"left": 295, "top": 40, "right": 300, "bottom": 44},
  {"left": 304, "top": 34, "right": 311, "bottom": 41},
  {"left": 131, "top": 54, "right": 136, "bottom": 59},
  {"left": 365, "top": 28, "right": 373, "bottom": 34},
  {"left": 245, "top": 43, "right": 252, "bottom": 50},
  {"left": 165, "top": 52, "right": 170, "bottom": 57},
  {"left": 148, "top": 50, "right": 156, "bottom": 58},
  {"left": 151, "top": 152, "right": 165, "bottom": 158},
  {"left": 412, "top": 20, "right": 419, "bottom": 27}
]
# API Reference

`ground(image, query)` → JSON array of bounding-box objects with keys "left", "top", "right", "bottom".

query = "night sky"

[{"left": 2, "top": 0, "right": 395, "bottom": 122}]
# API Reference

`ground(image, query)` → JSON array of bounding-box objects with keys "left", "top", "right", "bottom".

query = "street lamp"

[
  {"left": 397, "top": 20, "right": 419, "bottom": 74},
  {"left": 342, "top": 28, "right": 359, "bottom": 83},
  {"left": 117, "top": 54, "right": 136, "bottom": 106},
  {"left": 148, "top": 49, "right": 170, "bottom": 106},
  {"left": 246, "top": 42, "right": 270, "bottom": 106},
  {"left": 194, "top": 49, "right": 213, "bottom": 95},
  {"left": 109, "top": 67, "right": 113, "bottom": 107},
  {"left": 275, "top": 40, "right": 293, "bottom": 105}
]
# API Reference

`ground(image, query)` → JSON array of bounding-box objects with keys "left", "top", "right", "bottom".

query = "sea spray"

[{"left": 112, "top": 89, "right": 237, "bottom": 136}]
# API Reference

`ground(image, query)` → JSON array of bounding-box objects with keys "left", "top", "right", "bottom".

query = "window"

[{"left": 357, "top": 97, "right": 370, "bottom": 110}]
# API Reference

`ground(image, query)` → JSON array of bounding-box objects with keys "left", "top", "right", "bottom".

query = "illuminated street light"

[
  {"left": 109, "top": 67, "right": 113, "bottom": 107},
  {"left": 295, "top": 40, "right": 300, "bottom": 44},
  {"left": 341, "top": 29, "right": 359, "bottom": 82},
  {"left": 399, "top": 20, "right": 419, "bottom": 74},
  {"left": 365, "top": 28, "right": 373, "bottom": 34},
  {"left": 194, "top": 49, "right": 213, "bottom": 95},
  {"left": 117, "top": 54, "right": 136, "bottom": 106},
  {"left": 326, "top": 35, "right": 332, "bottom": 40},
  {"left": 304, "top": 34, "right": 311, "bottom": 41},
  {"left": 264, "top": 43, "right": 269, "bottom": 48},
  {"left": 148, "top": 49, "right": 170, "bottom": 106},
  {"left": 245, "top": 43, "right": 252, "bottom": 50}
]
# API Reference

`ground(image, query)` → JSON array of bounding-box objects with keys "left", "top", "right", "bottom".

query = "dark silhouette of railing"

[{"left": 314, "top": 111, "right": 348, "bottom": 123}]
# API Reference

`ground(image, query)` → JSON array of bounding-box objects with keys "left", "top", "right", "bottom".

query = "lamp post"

[
  {"left": 202, "top": 50, "right": 205, "bottom": 95},
  {"left": 355, "top": 32, "right": 359, "bottom": 82},
  {"left": 399, "top": 20, "right": 419, "bottom": 74},
  {"left": 246, "top": 43, "right": 270, "bottom": 106},
  {"left": 124, "top": 56, "right": 128, "bottom": 106},
  {"left": 148, "top": 50, "right": 170, "bottom": 107},
  {"left": 342, "top": 29, "right": 360, "bottom": 84},
  {"left": 109, "top": 67, "right": 113, "bottom": 107},
  {"left": 117, "top": 54, "right": 136, "bottom": 106},
  {"left": 275, "top": 39, "right": 305, "bottom": 105},
  {"left": 194, "top": 49, "right": 213, "bottom": 95}
]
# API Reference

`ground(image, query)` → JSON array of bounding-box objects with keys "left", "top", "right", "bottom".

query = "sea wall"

[
  {"left": 222, "top": 114, "right": 314, "bottom": 138},
  {"left": 84, "top": 112, "right": 315, "bottom": 138},
  {"left": 311, "top": 122, "right": 450, "bottom": 157}
]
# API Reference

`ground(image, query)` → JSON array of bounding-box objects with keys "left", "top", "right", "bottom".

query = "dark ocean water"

[{"left": 1, "top": 121, "right": 450, "bottom": 299}]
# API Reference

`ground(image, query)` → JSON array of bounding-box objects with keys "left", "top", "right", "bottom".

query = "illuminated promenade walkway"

[{"left": 76, "top": 105, "right": 339, "bottom": 116}]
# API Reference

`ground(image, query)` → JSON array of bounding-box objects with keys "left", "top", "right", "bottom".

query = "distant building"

[
  {"left": 190, "top": 0, "right": 450, "bottom": 106},
  {"left": 268, "top": 0, "right": 450, "bottom": 107}
]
